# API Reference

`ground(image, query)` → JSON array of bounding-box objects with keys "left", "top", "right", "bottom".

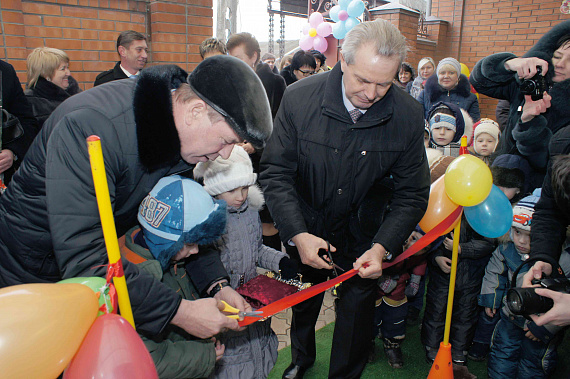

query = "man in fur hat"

[
  {"left": 260, "top": 19, "right": 430, "bottom": 378},
  {"left": 0, "top": 56, "right": 272, "bottom": 343}
]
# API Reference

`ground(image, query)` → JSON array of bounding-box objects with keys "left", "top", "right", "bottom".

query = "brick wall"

[
  {"left": 430, "top": 0, "right": 568, "bottom": 118},
  {"left": 0, "top": 0, "right": 213, "bottom": 91}
]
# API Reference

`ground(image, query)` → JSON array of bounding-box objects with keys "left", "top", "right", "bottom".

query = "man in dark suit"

[{"left": 93, "top": 30, "right": 148, "bottom": 86}]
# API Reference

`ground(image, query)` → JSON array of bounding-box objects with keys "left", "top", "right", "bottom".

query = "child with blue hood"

[
  {"left": 426, "top": 101, "right": 474, "bottom": 157},
  {"left": 123, "top": 175, "right": 228, "bottom": 378}
]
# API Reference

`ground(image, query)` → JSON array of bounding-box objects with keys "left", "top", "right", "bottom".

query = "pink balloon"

[
  {"left": 302, "top": 23, "right": 311, "bottom": 35},
  {"left": 338, "top": 10, "right": 349, "bottom": 21},
  {"left": 309, "top": 12, "right": 324, "bottom": 28},
  {"left": 64, "top": 314, "right": 158, "bottom": 379},
  {"left": 299, "top": 34, "right": 314, "bottom": 51},
  {"left": 313, "top": 36, "right": 328, "bottom": 53},
  {"left": 316, "top": 22, "right": 332, "bottom": 37}
]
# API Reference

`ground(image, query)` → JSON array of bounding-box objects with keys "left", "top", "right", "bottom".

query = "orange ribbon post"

[{"left": 87, "top": 135, "right": 135, "bottom": 329}]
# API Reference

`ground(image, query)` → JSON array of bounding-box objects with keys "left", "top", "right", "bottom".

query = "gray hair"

[{"left": 341, "top": 19, "right": 408, "bottom": 65}]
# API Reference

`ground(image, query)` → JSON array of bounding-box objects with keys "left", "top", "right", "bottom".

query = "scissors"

[
  {"left": 221, "top": 301, "right": 263, "bottom": 319},
  {"left": 318, "top": 241, "right": 345, "bottom": 277}
]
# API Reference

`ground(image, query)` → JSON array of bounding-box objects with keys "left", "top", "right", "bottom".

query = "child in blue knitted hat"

[{"left": 123, "top": 175, "right": 228, "bottom": 378}]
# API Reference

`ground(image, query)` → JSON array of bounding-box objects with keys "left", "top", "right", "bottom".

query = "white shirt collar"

[
  {"left": 120, "top": 64, "right": 139, "bottom": 78},
  {"left": 341, "top": 75, "right": 366, "bottom": 115}
]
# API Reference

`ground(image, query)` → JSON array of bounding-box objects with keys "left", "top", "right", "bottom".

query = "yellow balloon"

[
  {"left": 309, "top": 28, "right": 317, "bottom": 37},
  {"left": 0, "top": 283, "right": 99, "bottom": 379},
  {"left": 444, "top": 155, "right": 492, "bottom": 206},
  {"left": 460, "top": 63, "right": 470, "bottom": 77}
]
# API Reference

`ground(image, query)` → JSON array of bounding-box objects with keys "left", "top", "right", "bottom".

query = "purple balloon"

[
  {"left": 313, "top": 36, "right": 328, "bottom": 53},
  {"left": 338, "top": 10, "right": 349, "bottom": 21},
  {"left": 309, "top": 12, "right": 324, "bottom": 28},
  {"left": 317, "top": 22, "right": 332, "bottom": 37},
  {"left": 299, "top": 34, "right": 314, "bottom": 51}
]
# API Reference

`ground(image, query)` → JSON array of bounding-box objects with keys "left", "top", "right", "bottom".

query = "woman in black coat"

[{"left": 24, "top": 47, "right": 82, "bottom": 130}]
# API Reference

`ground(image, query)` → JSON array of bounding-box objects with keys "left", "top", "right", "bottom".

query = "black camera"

[
  {"left": 506, "top": 277, "right": 570, "bottom": 316},
  {"left": 519, "top": 66, "right": 550, "bottom": 101}
]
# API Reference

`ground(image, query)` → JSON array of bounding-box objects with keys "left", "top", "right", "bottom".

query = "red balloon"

[{"left": 64, "top": 314, "right": 158, "bottom": 379}]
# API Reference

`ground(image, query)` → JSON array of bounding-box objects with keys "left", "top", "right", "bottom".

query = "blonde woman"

[{"left": 25, "top": 47, "right": 81, "bottom": 129}]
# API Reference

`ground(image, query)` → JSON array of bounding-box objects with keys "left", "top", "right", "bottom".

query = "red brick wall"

[
  {"left": 0, "top": 0, "right": 213, "bottom": 91},
  {"left": 430, "top": 0, "right": 568, "bottom": 118}
]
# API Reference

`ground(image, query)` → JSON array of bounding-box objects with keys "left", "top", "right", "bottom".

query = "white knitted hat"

[
  {"left": 193, "top": 146, "right": 257, "bottom": 196},
  {"left": 474, "top": 118, "right": 500, "bottom": 141}
]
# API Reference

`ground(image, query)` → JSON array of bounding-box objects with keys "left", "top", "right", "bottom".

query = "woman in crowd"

[
  {"left": 394, "top": 62, "right": 414, "bottom": 90},
  {"left": 470, "top": 20, "right": 570, "bottom": 189},
  {"left": 25, "top": 47, "right": 82, "bottom": 130},
  {"left": 407, "top": 57, "right": 435, "bottom": 100},
  {"left": 418, "top": 57, "right": 480, "bottom": 122},
  {"left": 279, "top": 50, "right": 317, "bottom": 86}
]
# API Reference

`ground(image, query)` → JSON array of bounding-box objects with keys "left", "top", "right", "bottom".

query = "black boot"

[{"left": 383, "top": 337, "right": 404, "bottom": 369}]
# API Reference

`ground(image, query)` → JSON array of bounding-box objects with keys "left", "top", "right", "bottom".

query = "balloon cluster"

[
  {"left": 0, "top": 280, "right": 158, "bottom": 379},
  {"left": 329, "top": 0, "right": 366, "bottom": 40},
  {"left": 420, "top": 153, "right": 513, "bottom": 239},
  {"left": 300, "top": 12, "right": 332, "bottom": 53}
]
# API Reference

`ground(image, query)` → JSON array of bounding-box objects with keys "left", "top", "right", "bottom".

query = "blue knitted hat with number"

[{"left": 138, "top": 175, "right": 226, "bottom": 269}]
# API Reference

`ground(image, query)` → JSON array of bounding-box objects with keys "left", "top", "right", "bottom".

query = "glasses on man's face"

[{"left": 298, "top": 69, "right": 315, "bottom": 77}]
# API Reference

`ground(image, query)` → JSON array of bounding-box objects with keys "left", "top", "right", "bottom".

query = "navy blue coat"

[{"left": 418, "top": 74, "right": 480, "bottom": 122}]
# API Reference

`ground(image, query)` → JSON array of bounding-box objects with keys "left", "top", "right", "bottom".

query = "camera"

[
  {"left": 519, "top": 66, "right": 550, "bottom": 101},
  {"left": 506, "top": 277, "right": 570, "bottom": 316}
]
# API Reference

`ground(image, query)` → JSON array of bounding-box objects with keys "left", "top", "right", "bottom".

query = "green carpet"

[{"left": 269, "top": 321, "right": 570, "bottom": 378}]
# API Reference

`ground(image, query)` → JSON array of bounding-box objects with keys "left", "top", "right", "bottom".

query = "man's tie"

[{"left": 349, "top": 108, "right": 363, "bottom": 123}]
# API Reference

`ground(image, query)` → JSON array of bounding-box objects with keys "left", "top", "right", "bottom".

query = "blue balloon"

[
  {"left": 332, "top": 22, "right": 347, "bottom": 40},
  {"left": 329, "top": 5, "right": 341, "bottom": 22},
  {"left": 344, "top": 17, "right": 360, "bottom": 32},
  {"left": 464, "top": 185, "right": 513, "bottom": 238},
  {"left": 347, "top": 0, "right": 365, "bottom": 18},
  {"left": 339, "top": 0, "right": 352, "bottom": 9}
]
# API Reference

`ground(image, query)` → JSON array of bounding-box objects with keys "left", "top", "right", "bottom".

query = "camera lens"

[
  {"left": 506, "top": 290, "right": 523, "bottom": 314},
  {"left": 520, "top": 80, "right": 536, "bottom": 94},
  {"left": 506, "top": 287, "right": 554, "bottom": 315}
]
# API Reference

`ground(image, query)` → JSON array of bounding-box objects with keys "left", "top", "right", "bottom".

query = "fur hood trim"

[
  {"left": 425, "top": 74, "right": 473, "bottom": 103},
  {"left": 134, "top": 65, "right": 188, "bottom": 170},
  {"left": 246, "top": 184, "right": 265, "bottom": 211}
]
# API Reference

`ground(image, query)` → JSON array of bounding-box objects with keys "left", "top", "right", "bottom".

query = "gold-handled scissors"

[{"left": 221, "top": 301, "right": 263, "bottom": 319}]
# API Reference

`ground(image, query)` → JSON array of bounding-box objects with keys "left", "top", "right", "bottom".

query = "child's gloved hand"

[
  {"left": 405, "top": 274, "right": 422, "bottom": 298},
  {"left": 435, "top": 256, "right": 452, "bottom": 274},
  {"left": 279, "top": 257, "right": 298, "bottom": 280},
  {"left": 378, "top": 275, "right": 398, "bottom": 294}
]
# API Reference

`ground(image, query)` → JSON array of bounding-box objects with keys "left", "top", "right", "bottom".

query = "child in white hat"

[
  {"left": 194, "top": 146, "right": 297, "bottom": 379},
  {"left": 470, "top": 118, "right": 501, "bottom": 165}
]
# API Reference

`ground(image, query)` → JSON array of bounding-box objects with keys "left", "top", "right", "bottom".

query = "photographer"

[{"left": 470, "top": 20, "right": 570, "bottom": 190}]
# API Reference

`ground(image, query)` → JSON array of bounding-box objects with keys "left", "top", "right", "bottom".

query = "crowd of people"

[{"left": 0, "top": 16, "right": 569, "bottom": 379}]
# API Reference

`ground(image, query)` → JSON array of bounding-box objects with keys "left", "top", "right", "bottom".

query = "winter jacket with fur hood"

[
  {"left": 260, "top": 62, "right": 430, "bottom": 262},
  {"left": 418, "top": 73, "right": 480, "bottom": 122},
  {"left": 25, "top": 75, "right": 82, "bottom": 130},
  {"left": 470, "top": 20, "right": 570, "bottom": 172},
  {"left": 208, "top": 185, "right": 286, "bottom": 379},
  {"left": 0, "top": 66, "right": 229, "bottom": 335}
]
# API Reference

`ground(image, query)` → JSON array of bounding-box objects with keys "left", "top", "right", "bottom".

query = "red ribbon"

[{"left": 238, "top": 206, "right": 463, "bottom": 326}]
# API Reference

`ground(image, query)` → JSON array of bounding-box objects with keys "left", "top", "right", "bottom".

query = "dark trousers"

[{"left": 287, "top": 246, "right": 376, "bottom": 379}]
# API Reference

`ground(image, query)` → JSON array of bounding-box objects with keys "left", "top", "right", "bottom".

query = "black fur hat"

[
  {"left": 134, "top": 64, "right": 188, "bottom": 169},
  {"left": 187, "top": 55, "right": 273, "bottom": 149},
  {"left": 491, "top": 154, "right": 531, "bottom": 194}
]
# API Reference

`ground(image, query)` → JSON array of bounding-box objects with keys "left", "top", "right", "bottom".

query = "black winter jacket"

[
  {"left": 93, "top": 61, "right": 129, "bottom": 87},
  {"left": 0, "top": 71, "right": 229, "bottom": 335},
  {"left": 531, "top": 125, "right": 570, "bottom": 262},
  {"left": 25, "top": 76, "right": 82, "bottom": 130},
  {"left": 0, "top": 60, "right": 38, "bottom": 183},
  {"left": 259, "top": 63, "right": 430, "bottom": 260},
  {"left": 470, "top": 20, "right": 570, "bottom": 172},
  {"left": 279, "top": 65, "right": 297, "bottom": 86}
]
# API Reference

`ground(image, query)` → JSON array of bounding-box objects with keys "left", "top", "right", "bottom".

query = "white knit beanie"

[
  {"left": 473, "top": 118, "right": 501, "bottom": 154},
  {"left": 436, "top": 57, "right": 461, "bottom": 76},
  {"left": 418, "top": 57, "right": 435, "bottom": 75},
  {"left": 193, "top": 146, "right": 257, "bottom": 196}
]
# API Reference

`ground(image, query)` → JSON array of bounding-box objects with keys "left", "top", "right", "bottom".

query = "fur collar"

[
  {"left": 134, "top": 65, "right": 188, "bottom": 170},
  {"left": 246, "top": 184, "right": 264, "bottom": 211},
  {"left": 28, "top": 76, "right": 81, "bottom": 101},
  {"left": 425, "top": 74, "right": 472, "bottom": 102}
]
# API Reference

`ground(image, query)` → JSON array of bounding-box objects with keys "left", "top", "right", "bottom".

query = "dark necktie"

[{"left": 349, "top": 108, "right": 363, "bottom": 123}]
